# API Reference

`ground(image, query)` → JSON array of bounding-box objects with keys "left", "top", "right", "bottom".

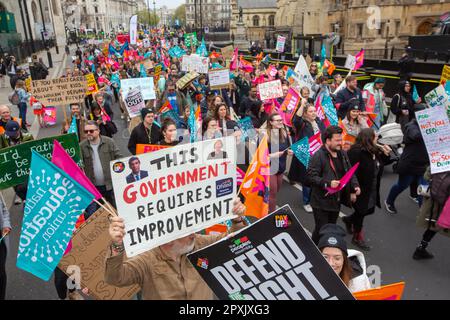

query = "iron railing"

[{"left": 0, "top": 39, "right": 55, "bottom": 64}]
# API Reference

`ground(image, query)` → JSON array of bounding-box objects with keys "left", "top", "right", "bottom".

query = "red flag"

[{"left": 159, "top": 100, "right": 173, "bottom": 114}]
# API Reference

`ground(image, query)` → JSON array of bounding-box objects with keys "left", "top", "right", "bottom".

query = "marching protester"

[
  {"left": 0, "top": 105, "right": 22, "bottom": 135},
  {"left": 385, "top": 105, "right": 429, "bottom": 214},
  {"left": 214, "top": 103, "right": 238, "bottom": 137},
  {"left": 89, "top": 104, "right": 117, "bottom": 138},
  {"left": 307, "top": 125, "right": 360, "bottom": 244},
  {"left": 0, "top": 57, "right": 7, "bottom": 89},
  {"left": 363, "top": 78, "right": 388, "bottom": 128},
  {"left": 248, "top": 100, "right": 268, "bottom": 129},
  {"left": 330, "top": 73, "right": 343, "bottom": 93},
  {"left": 0, "top": 195, "right": 11, "bottom": 300},
  {"left": 318, "top": 224, "right": 371, "bottom": 293},
  {"left": 158, "top": 118, "right": 179, "bottom": 146},
  {"left": 413, "top": 167, "right": 450, "bottom": 260},
  {"left": 341, "top": 104, "right": 369, "bottom": 149},
  {"left": 80, "top": 120, "right": 122, "bottom": 210},
  {"left": 238, "top": 85, "right": 259, "bottom": 118},
  {"left": 289, "top": 100, "right": 326, "bottom": 212},
  {"left": 344, "top": 128, "right": 392, "bottom": 250},
  {"left": 128, "top": 108, "right": 162, "bottom": 155},
  {"left": 14, "top": 80, "right": 30, "bottom": 130},
  {"left": 105, "top": 198, "right": 247, "bottom": 299},
  {"left": 62, "top": 103, "right": 87, "bottom": 142},
  {"left": 267, "top": 112, "right": 293, "bottom": 213},
  {"left": 335, "top": 75, "right": 366, "bottom": 119},
  {"left": 390, "top": 80, "right": 421, "bottom": 132},
  {"left": 201, "top": 116, "right": 221, "bottom": 140}
]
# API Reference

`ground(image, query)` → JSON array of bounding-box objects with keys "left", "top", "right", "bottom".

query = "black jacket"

[
  {"left": 306, "top": 146, "right": 359, "bottom": 211},
  {"left": 395, "top": 119, "right": 429, "bottom": 176},
  {"left": 335, "top": 87, "right": 365, "bottom": 119},
  {"left": 348, "top": 146, "right": 390, "bottom": 214},
  {"left": 288, "top": 115, "right": 326, "bottom": 183},
  {"left": 128, "top": 122, "right": 162, "bottom": 155}
]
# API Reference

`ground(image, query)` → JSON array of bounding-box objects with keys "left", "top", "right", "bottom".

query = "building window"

[
  {"left": 253, "top": 15, "right": 259, "bottom": 27},
  {"left": 378, "top": 22, "right": 385, "bottom": 36},
  {"left": 268, "top": 15, "right": 274, "bottom": 26},
  {"left": 395, "top": 20, "right": 400, "bottom": 36},
  {"left": 94, "top": 6, "right": 98, "bottom": 13},
  {"left": 356, "top": 23, "right": 363, "bottom": 38},
  {"left": 52, "top": 0, "right": 59, "bottom": 16}
]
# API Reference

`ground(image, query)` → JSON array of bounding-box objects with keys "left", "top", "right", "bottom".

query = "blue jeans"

[
  {"left": 386, "top": 174, "right": 426, "bottom": 207},
  {"left": 302, "top": 186, "right": 311, "bottom": 205},
  {"left": 18, "top": 102, "right": 27, "bottom": 129}
]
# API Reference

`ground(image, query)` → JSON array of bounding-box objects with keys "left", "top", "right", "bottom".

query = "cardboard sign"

[
  {"left": 154, "top": 63, "right": 163, "bottom": 81},
  {"left": 31, "top": 76, "right": 87, "bottom": 106},
  {"left": 415, "top": 106, "right": 450, "bottom": 174},
  {"left": 221, "top": 45, "right": 234, "bottom": 61},
  {"left": 176, "top": 71, "right": 200, "bottom": 90},
  {"left": 425, "top": 85, "right": 450, "bottom": 110},
  {"left": 276, "top": 35, "right": 286, "bottom": 53},
  {"left": 86, "top": 73, "right": 98, "bottom": 95},
  {"left": 124, "top": 87, "right": 146, "bottom": 118},
  {"left": 143, "top": 38, "right": 151, "bottom": 48},
  {"left": 187, "top": 205, "right": 355, "bottom": 300},
  {"left": 440, "top": 65, "right": 450, "bottom": 86},
  {"left": 58, "top": 207, "right": 140, "bottom": 300},
  {"left": 143, "top": 59, "right": 154, "bottom": 70},
  {"left": 0, "top": 134, "right": 81, "bottom": 190},
  {"left": 136, "top": 144, "right": 170, "bottom": 155},
  {"left": 208, "top": 69, "right": 230, "bottom": 89},
  {"left": 110, "top": 137, "right": 237, "bottom": 257},
  {"left": 258, "top": 80, "right": 283, "bottom": 101},
  {"left": 121, "top": 77, "right": 156, "bottom": 100},
  {"left": 181, "top": 55, "right": 209, "bottom": 74}
]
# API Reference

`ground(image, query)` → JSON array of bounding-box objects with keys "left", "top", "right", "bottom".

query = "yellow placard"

[
  {"left": 86, "top": 73, "right": 98, "bottom": 95},
  {"left": 440, "top": 65, "right": 450, "bottom": 86}
]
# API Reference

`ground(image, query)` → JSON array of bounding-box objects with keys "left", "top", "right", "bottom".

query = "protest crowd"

[{"left": 0, "top": 25, "right": 449, "bottom": 301}]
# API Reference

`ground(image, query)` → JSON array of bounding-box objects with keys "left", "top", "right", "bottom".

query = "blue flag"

[
  {"left": 238, "top": 117, "right": 257, "bottom": 141},
  {"left": 188, "top": 105, "right": 197, "bottom": 143},
  {"left": 291, "top": 137, "right": 310, "bottom": 168},
  {"left": 412, "top": 85, "right": 420, "bottom": 102},
  {"left": 16, "top": 151, "right": 94, "bottom": 281},
  {"left": 67, "top": 116, "right": 78, "bottom": 138},
  {"left": 445, "top": 80, "right": 450, "bottom": 97},
  {"left": 321, "top": 91, "right": 338, "bottom": 126}
]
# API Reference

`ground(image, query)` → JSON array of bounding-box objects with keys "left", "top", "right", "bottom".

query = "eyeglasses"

[
  {"left": 272, "top": 119, "right": 283, "bottom": 122},
  {"left": 84, "top": 129, "right": 98, "bottom": 134}
]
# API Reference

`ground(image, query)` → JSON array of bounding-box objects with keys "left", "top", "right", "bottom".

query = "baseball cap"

[{"left": 5, "top": 120, "right": 20, "bottom": 138}]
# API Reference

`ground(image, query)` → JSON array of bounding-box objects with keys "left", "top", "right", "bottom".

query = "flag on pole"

[
  {"left": 308, "top": 132, "right": 323, "bottom": 155},
  {"left": 16, "top": 151, "right": 95, "bottom": 281},
  {"left": 326, "top": 162, "right": 359, "bottom": 195},
  {"left": 240, "top": 135, "right": 270, "bottom": 219},
  {"left": 196, "top": 37, "right": 208, "bottom": 57},
  {"left": 291, "top": 136, "right": 310, "bottom": 168},
  {"left": 412, "top": 85, "right": 420, "bottom": 102},
  {"left": 67, "top": 116, "right": 78, "bottom": 138},
  {"left": 354, "top": 49, "right": 365, "bottom": 71},
  {"left": 230, "top": 47, "right": 239, "bottom": 71},
  {"left": 159, "top": 100, "right": 173, "bottom": 114},
  {"left": 320, "top": 44, "right": 326, "bottom": 65},
  {"left": 140, "top": 63, "right": 147, "bottom": 77}
]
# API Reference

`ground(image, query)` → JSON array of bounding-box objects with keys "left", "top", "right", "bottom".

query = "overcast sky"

[{"left": 150, "top": 0, "right": 185, "bottom": 9}]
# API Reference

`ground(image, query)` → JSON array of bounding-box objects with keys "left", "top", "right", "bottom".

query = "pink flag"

[
  {"left": 309, "top": 132, "right": 322, "bottom": 156},
  {"left": 315, "top": 96, "right": 330, "bottom": 127},
  {"left": 52, "top": 140, "right": 102, "bottom": 200},
  {"left": 230, "top": 47, "right": 239, "bottom": 71},
  {"left": 326, "top": 162, "right": 360, "bottom": 195},
  {"left": 279, "top": 88, "right": 301, "bottom": 127},
  {"left": 237, "top": 167, "right": 246, "bottom": 186},
  {"left": 354, "top": 49, "right": 365, "bottom": 71}
]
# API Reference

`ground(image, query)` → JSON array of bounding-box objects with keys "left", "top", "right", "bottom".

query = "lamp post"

[
  {"left": 153, "top": 1, "right": 156, "bottom": 28},
  {"left": 147, "top": 0, "right": 151, "bottom": 30},
  {"left": 38, "top": 0, "right": 53, "bottom": 68},
  {"left": 47, "top": 0, "right": 59, "bottom": 54}
]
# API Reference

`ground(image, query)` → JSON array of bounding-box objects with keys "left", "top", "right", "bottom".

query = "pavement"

[{"left": 2, "top": 47, "right": 450, "bottom": 300}]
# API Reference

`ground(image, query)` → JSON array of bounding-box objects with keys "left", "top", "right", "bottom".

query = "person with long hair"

[
  {"left": 288, "top": 100, "right": 326, "bottom": 213},
  {"left": 14, "top": 79, "right": 30, "bottom": 130},
  {"left": 248, "top": 100, "right": 268, "bottom": 129},
  {"left": 318, "top": 224, "right": 371, "bottom": 293},
  {"left": 201, "top": 116, "right": 221, "bottom": 140},
  {"left": 390, "top": 80, "right": 419, "bottom": 133},
  {"left": 159, "top": 118, "right": 179, "bottom": 146},
  {"left": 267, "top": 112, "right": 293, "bottom": 213},
  {"left": 343, "top": 128, "right": 392, "bottom": 250},
  {"left": 214, "top": 103, "right": 237, "bottom": 137},
  {"left": 342, "top": 104, "right": 369, "bottom": 150}
]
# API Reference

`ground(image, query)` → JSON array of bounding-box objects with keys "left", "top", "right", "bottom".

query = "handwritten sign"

[
  {"left": 124, "top": 87, "right": 146, "bottom": 118},
  {"left": 181, "top": 54, "right": 209, "bottom": 74},
  {"left": 176, "top": 71, "right": 200, "bottom": 90},
  {"left": 86, "top": 73, "right": 98, "bottom": 95},
  {"left": 257, "top": 80, "right": 283, "bottom": 101},
  {"left": 208, "top": 69, "right": 230, "bottom": 89},
  {"left": 31, "top": 76, "right": 87, "bottom": 106},
  {"left": 221, "top": 45, "right": 234, "bottom": 61},
  {"left": 416, "top": 106, "right": 450, "bottom": 174},
  {"left": 121, "top": 77, "right": 156, "bottom": 100}
]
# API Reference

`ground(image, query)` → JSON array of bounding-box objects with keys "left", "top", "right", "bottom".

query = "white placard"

[
  {"left": 208, "top": 69, "right": 230, "bottom": 89},
  {"left": 415, "top": 106, "right": 450, "bottom": 174},
  {"left": 276, "top": 35, "right": 286, "bottom": 53},
  {"left": 120, "top": 77, "right": 156, "bottom": 100},
  {"left": 257, "top": 80, "right": 284, "bottom": 101},
  {"left": 124, "top": 87, "right": 146, "bottom": 118},
  {"left": 344, "top": 54, "right": 356, "bottom": 70},
  {"left": 181, "top": 54, "right": 210, "bottom": 74},
  {"left": 110, "top": 137, "right": 237, "bottom": 257}
]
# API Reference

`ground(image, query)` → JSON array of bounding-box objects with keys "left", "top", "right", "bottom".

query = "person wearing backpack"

[
  {"left": 413, "top": 167, "right": 450, "bottom": 260},
  {"left": 14, "top": 80, "right": 30, "bottom": 130},
  {"left": 390, "top": 81, "right": 420, "bottom": 133}
]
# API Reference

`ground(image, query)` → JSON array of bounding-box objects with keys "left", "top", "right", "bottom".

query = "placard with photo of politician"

[{"left": 126, "top": 156, "right": 148, "bottom": 183}]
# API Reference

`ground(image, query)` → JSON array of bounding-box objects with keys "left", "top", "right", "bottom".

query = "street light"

[
  {"left": 153, "top": 1, "right": 156, "bottom": 28},
  {"left": 38, "top": 0, "right": 53, "bottom": 68}
]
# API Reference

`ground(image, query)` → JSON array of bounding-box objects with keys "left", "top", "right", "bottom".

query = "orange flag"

[
  {"left": 240, "top": 135, "right": 270, "bottom": 219},
  {"left": 353, "top": 282, "right": 405, "bottom": 300},
  {"left": 339, "top": 119, "right": 355, "bottom": 150}
]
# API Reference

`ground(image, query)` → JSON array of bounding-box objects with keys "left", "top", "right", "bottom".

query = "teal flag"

[
  {"left": 196, "top": 37, "right": 208, "bottom": 57},
  {"left": 412, "top": 85, "right": 420, "bottom": 102},
  {"left": 140, "top": 64, "right": 147, "bottom": 78},
  {"left": 238, "top": 117, "right": 257, "bottom": 141},
  {"left": 67, "top": 116, "right": 78, "bottom": 138},
  {"left": 291, "top": 137, "right": 310, "bottom": 168},
  {"left": 321, "top": 92, "right": 338, "bottom": 126},
  {"left": 188, "top": 105, "right": 197, "bottom": 143},
  {"left": 16, "top": 151, "right": 94, "bottom": 281},
  {"left": 320, "top": 44, "right": 326, "bottom": 65}
]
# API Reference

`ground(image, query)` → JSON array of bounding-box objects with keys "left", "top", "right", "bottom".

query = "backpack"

[{"left": 8, "top": 90, "right": 20, "bottom": 105}]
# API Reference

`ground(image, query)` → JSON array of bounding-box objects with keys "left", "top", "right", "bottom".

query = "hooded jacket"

[
  {"left": 347, "top": 249, "right": 371, "bottom": 293},
  {"left": 390, "top": 81, "right": 417, "bottom": 130}
]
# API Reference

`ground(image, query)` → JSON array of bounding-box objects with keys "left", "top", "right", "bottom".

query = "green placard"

[
  {"left": 0, "top": 133, "right": 82, "bottom": 190},
  {"left": 184, "top": 32, "right": 198, "bottom": 48}
]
